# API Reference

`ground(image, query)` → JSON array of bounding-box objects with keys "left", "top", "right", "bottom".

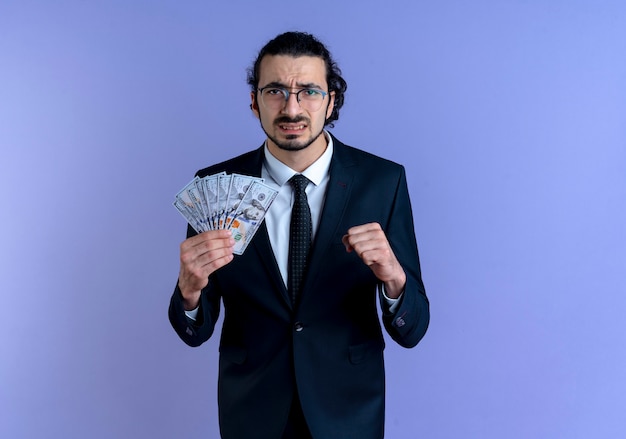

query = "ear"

[
  {"left": 250, "top": 91, "right": 260, "bottom": 119},
  {"left": 325, "top": 91, "right": 336, "bottom": 120}
]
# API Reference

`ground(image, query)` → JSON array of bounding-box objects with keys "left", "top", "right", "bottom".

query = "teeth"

[{"left": 280, "top": 125, "right": 305, "bottom": 130}]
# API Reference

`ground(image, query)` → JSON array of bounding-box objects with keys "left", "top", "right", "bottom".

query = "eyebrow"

[{"left": 260, "top": 81, "right": 324, "bottom": 90}]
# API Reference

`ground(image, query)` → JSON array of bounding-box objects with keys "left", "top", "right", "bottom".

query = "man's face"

[{"left": 251, "top": 55, "right": 335, "bottom": 153}]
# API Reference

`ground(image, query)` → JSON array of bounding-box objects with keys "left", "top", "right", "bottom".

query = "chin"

[
  {"left": 275, "top": 140, "right": 311, "bottom": 151},
  {"left": 269, "top": 133, "right": 315, "bottom": 151}
]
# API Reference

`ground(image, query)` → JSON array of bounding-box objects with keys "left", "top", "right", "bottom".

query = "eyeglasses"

[{"left": 257, "top": 86, "right": 328, "bottom": 111}]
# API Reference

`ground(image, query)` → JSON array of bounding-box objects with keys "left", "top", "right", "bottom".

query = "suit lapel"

[
  {"left": 304, "top": 140, "right": 356, "bottom": 293},
  {"left": 251, "top": 221, "right": 291, "bottom": 306},
  {"left": 239, "top": 146, "right": 291, "bottom": 308}
]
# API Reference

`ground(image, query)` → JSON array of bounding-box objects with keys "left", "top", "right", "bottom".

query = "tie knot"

[{"left": 289, "top": 174, "right": 310, "bottom": 194}]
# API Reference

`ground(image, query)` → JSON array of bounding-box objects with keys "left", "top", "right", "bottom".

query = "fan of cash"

[{"left": 174, "top": 173, "right": 278, "bottom": 255}]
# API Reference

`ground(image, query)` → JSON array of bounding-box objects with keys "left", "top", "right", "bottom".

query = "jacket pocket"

[
  {"left": 219, "top": 345, "right": 247, "bottom": 365},
  {"left": 348, "top": 340, "right": 384, "bottom": 365}
]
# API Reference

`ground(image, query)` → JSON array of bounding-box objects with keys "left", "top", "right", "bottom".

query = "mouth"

[
  {"left": 277, "top": 123, "right": 307, "bottom": 134},
  {"left": 274, "top": 116, "right": 309, "bottom": 136}
]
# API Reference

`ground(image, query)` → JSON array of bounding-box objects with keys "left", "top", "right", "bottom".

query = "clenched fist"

[{"left": 342, "top": 222, "right": 406, "bottom": 298}]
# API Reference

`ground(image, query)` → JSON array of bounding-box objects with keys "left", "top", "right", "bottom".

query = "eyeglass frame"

[{"left": 256, "top": 86, "right": 329, "bottom": 110}]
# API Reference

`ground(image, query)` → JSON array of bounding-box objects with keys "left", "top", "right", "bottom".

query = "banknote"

[
  {"left": 173, "top": 172, "right": 277, "bottom": 255},
  {"left": 228, "top": 180, "right": 278, "bottom": 255},
  {"left": 174, "top": 178, "right": 209, "bottom": 232},
  {"left": 224, "top": 174, "right": 263, "bottom": 229},
  {"left": 216, "top": 174, "right": 232, "bottom": 230},
  {"left": 174, "top": 197, "right": 205, "bottom": 233},
  {"left": 202, "top": 173, "right": 224, "bottom": 230}
]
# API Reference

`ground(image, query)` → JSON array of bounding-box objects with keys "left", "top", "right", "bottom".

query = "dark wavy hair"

[{"left": 247, "top": 31, "right": 347, "bottom": 127}]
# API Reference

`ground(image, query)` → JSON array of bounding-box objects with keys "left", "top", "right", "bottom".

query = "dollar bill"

[
  {"left": 228, "top": 180, "right": 278, "bottom": 255},
  {"left": 174, "top": 178, "right": 208, "bottom": 232},
  {"left": 216, "top": 174, "right": 232, "bottom": 230},
  {"left": 174, "top": 190, "right": 205, "bottom": 233},
  {"left": 201, "top": 174, "right": 221, "bottom": 230},
  {"left": 224, "top": 174, "right": 264, "bottom": 229},
  {"left": 173, "top": 172, "right": 277, "bottom": 255},
  {"left": 192, "top": 177, "right": 211, "bottom": 227}
]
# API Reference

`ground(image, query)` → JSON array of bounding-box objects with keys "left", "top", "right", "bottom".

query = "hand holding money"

[
  {"left": 174, "top": 172, "right": 278, "bottom": 309},
  {"left": 178, "top": 230, "right": 235, "bottom": 310}
]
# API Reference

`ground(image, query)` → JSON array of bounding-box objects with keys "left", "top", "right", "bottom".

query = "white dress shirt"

[{"left": 262, "top": 133, "right": 333, "bottom": 287}]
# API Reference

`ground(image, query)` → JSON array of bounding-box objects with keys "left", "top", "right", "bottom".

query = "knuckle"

[{"left": 189, "top": 266, "right": 203, "bottom": 279}]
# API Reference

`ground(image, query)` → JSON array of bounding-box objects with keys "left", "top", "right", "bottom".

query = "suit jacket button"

[
  {"left": 294, "top": 322, "right": 304, "bottom": 332},
  {"left": 395, "top": 317, "right": 405, "bottom": 328}
]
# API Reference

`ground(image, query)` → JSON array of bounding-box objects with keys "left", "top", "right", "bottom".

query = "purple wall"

[{"left": 2, "top": 1, "right": 625, "bottom": 438}]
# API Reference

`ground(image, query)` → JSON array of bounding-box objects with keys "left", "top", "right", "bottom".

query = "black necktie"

[{"left": 288, "top": 174, "right": 312, "bottom": 306}]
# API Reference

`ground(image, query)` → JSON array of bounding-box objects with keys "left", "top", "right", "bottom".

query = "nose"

[{"left": 281, "top": 91, "right": 301, "bottom": 115}]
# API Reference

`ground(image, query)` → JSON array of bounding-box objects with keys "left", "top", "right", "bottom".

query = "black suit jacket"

[{"left": 169, "top": 135, "right": 429, "bottom": 439}]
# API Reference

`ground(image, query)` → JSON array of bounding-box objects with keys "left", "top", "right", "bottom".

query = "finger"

[
  {"left": 204, "top": 252, "right": 234, "bottom": 274},
  {"left": 352, "top": 241, "right": 388, "bottom": 262},
  {"left": 341, "top": 234, "right": 354, "bottom": 252},
  {"left": 345, "top": 230, "right": 386, "bottom": 254},
  {"left": 358, "top": 245, "right": 395, "bottom": 265},
  {"left": 345, "top": 222, "right": 382, "bottom": 236},
  {"left": 179, "top": 247, "right": 235, "bottom": 292},
  {"left": 184, "top": 229, "right": 233, "bottom": 250},
  {"left": 194, "top": 236, "right": 236, "bottom": 258},
  {"left": 182, "top": 231, "right": 235, "bottom": 259},
  {"left": 345, "top": 222, "right": 383, "bottom": 242},
  {"left": 197, "top": 245, "right": 235, "bottom": 269}
]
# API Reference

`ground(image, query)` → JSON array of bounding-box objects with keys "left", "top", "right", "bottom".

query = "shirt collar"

[{"left": 263, "top": 131, "right": 334, "bottom": 187}]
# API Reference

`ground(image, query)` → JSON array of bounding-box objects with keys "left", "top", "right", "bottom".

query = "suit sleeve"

[{"left": 381, "top": 166, "right": 430, "bottom": 348}]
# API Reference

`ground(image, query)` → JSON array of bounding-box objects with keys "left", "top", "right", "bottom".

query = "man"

[{"left": 169, "top": 31, "right": 429, "bottom": 439}]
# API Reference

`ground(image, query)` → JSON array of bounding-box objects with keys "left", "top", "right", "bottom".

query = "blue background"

[{"left": 1, "top": 1, "right": 625, "bottom": 437}]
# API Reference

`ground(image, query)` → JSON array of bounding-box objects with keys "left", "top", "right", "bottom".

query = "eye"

[
  {"left": 265, "top": 88, "right": 285, "bottom": 96},
  {"left": 303, "top": 89, "right": 321, "bottom": 96}
]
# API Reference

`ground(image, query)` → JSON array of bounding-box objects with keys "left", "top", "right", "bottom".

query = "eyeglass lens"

[{"left": 260, "top": 88, "right": 326, "bottom": 111}]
